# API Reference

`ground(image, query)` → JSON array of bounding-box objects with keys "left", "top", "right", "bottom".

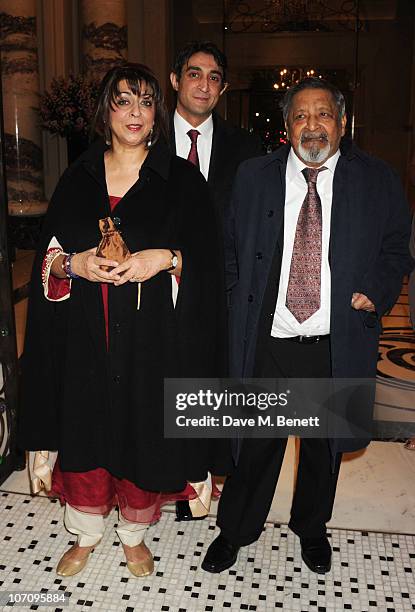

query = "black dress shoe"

[
  {"left": 201, "top": 534, "right": 240, "bottom": 573},
  {"left": 175, "top": 500, "right": 206, "bottom": 522},
  {"left": 300, "top": 536, "right": 332, "bottom": 574}
]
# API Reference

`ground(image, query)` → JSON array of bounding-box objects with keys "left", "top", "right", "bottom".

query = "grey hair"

[{"left": 280, "top": 77, "right": 346, "bottom": 123}]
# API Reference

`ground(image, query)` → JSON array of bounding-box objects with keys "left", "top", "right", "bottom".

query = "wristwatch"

[{"left": 167, "top": 249, "right": 178, "bottom": 271}]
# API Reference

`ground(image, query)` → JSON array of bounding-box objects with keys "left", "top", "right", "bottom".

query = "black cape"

[{"left": 18, "top": 139, "right": 233, "bottom": 491}]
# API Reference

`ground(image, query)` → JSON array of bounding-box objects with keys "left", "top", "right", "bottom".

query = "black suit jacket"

[{"left": 170, "top": 112, "right": 263, "bottom": 222}]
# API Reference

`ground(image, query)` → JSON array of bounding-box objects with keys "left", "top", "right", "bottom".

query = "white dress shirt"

[
  {"left": 271, "top": 147, "right": 341, "bottom": 338},
  {"left": 173, "top": 110, "right": 213, "bottom": 180}
]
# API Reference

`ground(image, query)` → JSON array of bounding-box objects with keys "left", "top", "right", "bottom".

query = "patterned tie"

[
  {"left": 187, "top": 129, "right": 200, "bottom": 168},
  {"left": 286, "top": 166, "right": 327, "bottom": 323}
]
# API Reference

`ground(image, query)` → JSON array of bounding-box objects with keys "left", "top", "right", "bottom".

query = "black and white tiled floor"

[{"left": 1, "top": 492, "right": 414, "bottom": 612}]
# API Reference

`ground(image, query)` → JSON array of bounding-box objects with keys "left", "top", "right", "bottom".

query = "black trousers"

[{"left": 217, "top": 335, "right": 342, "bottom": 546}]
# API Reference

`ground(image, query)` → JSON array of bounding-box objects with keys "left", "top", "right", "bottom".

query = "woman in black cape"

[{"left": 18, "top": 64, "right": 231, "bottom": 578}]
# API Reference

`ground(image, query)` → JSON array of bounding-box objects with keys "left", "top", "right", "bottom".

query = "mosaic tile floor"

[{"left": 1, "top": 492, "right": 414, "bottom": 612}]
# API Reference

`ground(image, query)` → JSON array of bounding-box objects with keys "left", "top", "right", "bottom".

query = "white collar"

[
  {"left": 174, "top": 110, "right": 214, "bottom": 139},
  {"left": 286, "top": 146, "right": 341, "bottom": 184}
]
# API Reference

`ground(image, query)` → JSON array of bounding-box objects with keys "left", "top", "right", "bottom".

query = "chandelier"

[{"left": 272, "top": 67, "right": 323, "bottom": 91}]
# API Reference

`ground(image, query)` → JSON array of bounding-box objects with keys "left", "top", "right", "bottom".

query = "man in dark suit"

[
  {"left": 169, "top": 40, "right": 262, "bottom": 222},
  {"left": 201, "top": 77, "right": 413, "bottom": 574},
  {"left": 170, "top": 41, "right": 262, "bottom": 522}
]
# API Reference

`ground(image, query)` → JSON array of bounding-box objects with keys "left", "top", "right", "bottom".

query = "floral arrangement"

[{"left": 39, "top": 74, "right": 100, "bottom": 138}]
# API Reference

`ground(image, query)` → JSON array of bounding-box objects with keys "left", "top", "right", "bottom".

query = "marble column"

[
  {"left": 80, "top": 0, "right": 127, "bottom": 82},
  {"left": 0, "top": 0, "right": 47, "bottom": 219},
  {"left": 127, "top": 0, "right": 172, "bottom": 101}
]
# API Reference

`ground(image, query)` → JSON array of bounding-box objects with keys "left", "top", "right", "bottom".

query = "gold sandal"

[
  {"left": 56, "top": 543, "right": 96, "bottom": 577},
  {"left": 123, "top": 541, "right": 154, "bottom": 577}
]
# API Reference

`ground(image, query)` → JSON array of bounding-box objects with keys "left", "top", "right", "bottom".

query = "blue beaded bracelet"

[{"left": 63, "top": 253, "right": 80, "bottom": 279}]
